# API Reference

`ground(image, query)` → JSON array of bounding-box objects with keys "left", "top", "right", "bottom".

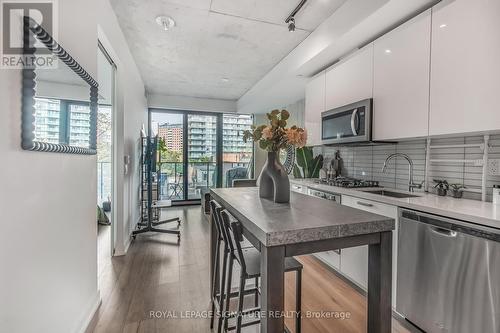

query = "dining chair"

[
  {"left": 220, "top": 209, "right": 303, "bottom": 333},
  {"left": 209, "top": 200, "right": 256, "bottom": 333}
]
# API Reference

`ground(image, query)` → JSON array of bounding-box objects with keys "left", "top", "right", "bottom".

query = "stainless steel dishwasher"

[{"left": 397, "top": 209, "right": 500, "bottom": 333}]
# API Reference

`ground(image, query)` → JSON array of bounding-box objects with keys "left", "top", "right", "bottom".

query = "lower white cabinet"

[
  {"left": 290, "top": 183, "right": 308, "bottom": 195},
  {"left": 339, "top": 245, "right": 368, "bottom": 289},
  {"left": 341, "top": 195, "right": 398, "bottom": 307},
  {"left": 315, "top": 250, "right": 340, "bottom": 270}
]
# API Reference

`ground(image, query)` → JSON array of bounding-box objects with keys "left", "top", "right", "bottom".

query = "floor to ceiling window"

[
  {"left": 150, "top": 109, "right": 254, "bottom": 203},
  {"left": 222, "top": 114, "right": 254, "bottom": 187},
  {"left": 152, "top": 112, "right": 184, "bottom": 201},
  {"left": 187, "top": 114, "right": 218, "bottom": 200}
]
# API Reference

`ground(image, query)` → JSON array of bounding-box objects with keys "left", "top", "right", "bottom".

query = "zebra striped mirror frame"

[{"left": 21, "top": 16, "right": 98, "bottom": 155}]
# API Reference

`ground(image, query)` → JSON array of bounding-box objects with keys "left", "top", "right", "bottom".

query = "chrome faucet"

[{"left": 382, "top": 153, "right": 423, "bottom": 192}]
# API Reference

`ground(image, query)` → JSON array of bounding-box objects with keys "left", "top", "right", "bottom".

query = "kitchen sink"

[{"left": 361, "top": 189, "right": 420, "bottom": 198}]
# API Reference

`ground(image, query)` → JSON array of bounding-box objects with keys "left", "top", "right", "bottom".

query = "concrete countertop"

[
  {"left": 210, "top": 187, "right": 394, "bottom": 247},
  {"left": 290, "top": 178, "right": 500, "bottom": 231}
]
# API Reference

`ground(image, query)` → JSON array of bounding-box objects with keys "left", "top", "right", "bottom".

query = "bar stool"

[
  {"left": 209, "top": 200, "right": 256, "bottom": 333},
  {"left": 220, "top": 208, "right": 303, "bottom": 333}
]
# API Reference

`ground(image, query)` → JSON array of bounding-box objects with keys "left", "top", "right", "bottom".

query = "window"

[
  {"left": 222, "top": 114, "right": 254, "bottom": 187},
  {"left": 150, "top": 109, "right": 254, "bottom": 203},
  {"left": 33, "top": 97, "right": 91, "bottom": 148}
]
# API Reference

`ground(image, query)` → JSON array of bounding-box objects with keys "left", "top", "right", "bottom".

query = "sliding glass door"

[
  {"left": 151, "top": 112, "right": 184, "bottom": 201},
  {"left": 222, "top": 114, "right": 254, "bottom": 187},
  {"left": 150, "top": 109, "right": 253, "bottom": 203},
  {"left": 187, "top": 114, "right": 218, "bottom": 200}
]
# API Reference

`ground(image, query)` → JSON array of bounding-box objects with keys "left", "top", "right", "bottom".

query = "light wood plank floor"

[{"left": 86, "top": 206, "right": 417, "bottom": 333}]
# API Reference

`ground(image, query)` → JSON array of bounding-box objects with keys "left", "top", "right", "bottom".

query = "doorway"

[{"left": 97, "top": 42, "right": 116, "bottom": 279}]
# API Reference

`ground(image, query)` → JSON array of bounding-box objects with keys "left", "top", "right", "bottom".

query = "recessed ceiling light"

[
  {"left": 155, "top": 16, "right": 175, "bottom": 31},
  {"left": 385, "top": 49, "right": 392, "bottom": 54},
  {"left": 439, "top": 24, "right": 447, "bottom": 28}
]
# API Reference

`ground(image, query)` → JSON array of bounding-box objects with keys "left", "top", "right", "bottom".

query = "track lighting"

[
  {"left": 284, "top": 0, "right": 307, "bottom": 32},
  {"left": 288, "top": 17, "right": 296, "bottom": 32}
]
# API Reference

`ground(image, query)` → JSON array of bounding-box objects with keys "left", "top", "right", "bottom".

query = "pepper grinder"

[
  {"left": 493, "top": 185, "right": 500, "bottom": 205},
  {"left": 332, "top": 150, "right": 342, "bottom": 177}
]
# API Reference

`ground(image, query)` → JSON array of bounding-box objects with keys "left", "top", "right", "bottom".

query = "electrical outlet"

[{"left": 488, "top": 159, "right": 500, "bottom": 176}]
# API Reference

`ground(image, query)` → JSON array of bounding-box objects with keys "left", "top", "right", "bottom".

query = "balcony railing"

[{"left": 156, "top": 161, "right": 251, "bottom": 200}]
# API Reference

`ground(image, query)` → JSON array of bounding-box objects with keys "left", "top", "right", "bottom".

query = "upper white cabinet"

[
  {"left": 305, "top": 71, "right": 326, "bottom": 146},
  {"left": 325, "top": 44, "right": 373, "bottom": 111},
  {"left": 429, "top": 0, "right": 500, "bottom": 136},
  {"left": 373, "top": 10, "right": 431, "bottom": 141}
]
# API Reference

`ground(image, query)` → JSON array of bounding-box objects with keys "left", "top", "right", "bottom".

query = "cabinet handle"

[{"left": 357, "top": 201, "right": 373, "bottom": 207}]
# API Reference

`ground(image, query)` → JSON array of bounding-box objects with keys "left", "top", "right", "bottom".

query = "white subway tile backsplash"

[{"left": 319, "top": 134, "right": 500, "bottom": 202}]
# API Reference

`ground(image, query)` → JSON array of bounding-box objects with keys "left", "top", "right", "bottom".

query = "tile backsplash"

[{"left": 317, "top": 135, "right": 500, "bottom": 202}]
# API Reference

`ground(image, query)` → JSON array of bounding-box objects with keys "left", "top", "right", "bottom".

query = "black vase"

[{"left": 258, "top": 151, "right": 290, "bottom": 203}]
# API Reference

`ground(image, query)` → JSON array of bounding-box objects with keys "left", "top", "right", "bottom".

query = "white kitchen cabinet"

[
  {"left": 339, "top": 244, "right": 369, "bottom": 289},
  {"left": 315, "top": 250, "right": 340, "bottom": 270},
  {"left": 290, "top": 183, "right": 308, "bottom": 195},
  {"left": 373, "top": 10, "right": 431, "bottom": 141},
  {"left": 325, "top": 44, "right": 373, "bottom": 111},
  {"left": 304, "top": 71, "right": 326, "bottom": 146},
  {"left": 429, "top": 0, "right": 500, "bottom": 136},
  {"left": 341, "top": 195, "right": 398, "bottom": 307}
]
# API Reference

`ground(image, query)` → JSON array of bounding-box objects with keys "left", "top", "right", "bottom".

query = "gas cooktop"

[{"left": 314, "top": 177, "right": 380, "bottom": 189}]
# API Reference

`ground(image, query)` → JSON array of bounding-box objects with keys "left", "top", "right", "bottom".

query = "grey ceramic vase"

[{"left": 258, "top": 151, "right": 290, "bottom": 203}]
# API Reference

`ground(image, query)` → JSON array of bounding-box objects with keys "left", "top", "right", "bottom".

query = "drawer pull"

[{"left": 357, "top": 201, "right": 374, "bottom": 207}]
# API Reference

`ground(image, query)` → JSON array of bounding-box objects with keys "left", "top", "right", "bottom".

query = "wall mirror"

[{"left": 22, "top": 17, "right": 98, "bottom": 154}]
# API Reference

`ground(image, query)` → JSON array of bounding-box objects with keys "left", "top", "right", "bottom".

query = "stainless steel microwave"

[{"left": 321, "top": 99, "right": 372, "bottom": 145}]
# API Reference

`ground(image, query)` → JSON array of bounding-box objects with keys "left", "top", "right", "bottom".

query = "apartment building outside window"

[{"left": 150, "top": 109, "right": 254, "bottom": 203}]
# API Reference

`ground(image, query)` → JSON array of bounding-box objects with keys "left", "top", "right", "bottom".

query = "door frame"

[{"left": 98, "top": 41, "right": 117, "bottom": 255}]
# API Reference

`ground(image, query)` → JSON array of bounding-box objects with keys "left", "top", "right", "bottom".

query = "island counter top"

[
  {"left": 210, "top": 187, "right": 394, "bottom": 247},
  {"left": 209, "top": 187, "right": 395, "bottom": 333}
]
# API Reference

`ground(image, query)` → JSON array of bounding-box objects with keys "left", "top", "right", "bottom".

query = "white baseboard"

[
  {"left": 114, "top": 216, "right": 140, "bottom": 256},
  {"left": 123, "top": 235, "right": 132, "bottom": 254},
  {"left": 75, "top": 290, "right": 101, "bottom": 333}
]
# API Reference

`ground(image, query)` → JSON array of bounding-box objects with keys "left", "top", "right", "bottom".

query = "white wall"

[
  {"left": 97, "top": 0, "right": 148, "bottom": 256},
  {"left": 148, "top": 93, "right": 237, "bottom": 113},
  {"left": 0, "top": 1, "right": 99, "bottom": 332},
  {"left": 36, "top": 80, "right": 90, "bottom": 101},
  {"left": 0, "top": 0, "right": 147, "bottom": 332}
]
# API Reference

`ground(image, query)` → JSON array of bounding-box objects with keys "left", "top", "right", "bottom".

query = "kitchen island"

[{"left": 209, "top": 187, "right": 395, "bottom": 333}]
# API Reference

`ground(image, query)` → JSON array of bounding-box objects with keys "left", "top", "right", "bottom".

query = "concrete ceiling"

[
  {"left": 238, "top": 0, "right": 439, "bottom": 114},
  {"left": 110, "top": 0, "right": 347, "bottom": 100}
]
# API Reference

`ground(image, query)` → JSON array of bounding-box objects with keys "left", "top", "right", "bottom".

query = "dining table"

[{"left": 209, "top": 187, "right": 395, "bottom": 333}]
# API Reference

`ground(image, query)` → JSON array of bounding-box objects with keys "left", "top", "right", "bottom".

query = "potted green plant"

[
  {"left": 433, "top": 179, "right": 449, "bottom": 196},
  {"left": 449, "top": 183, "right": 466, "bottom": 198},
  {"left": 293, "top": 146, "right": 323, "bottom": 179},
  {"left": 243, "top": 109, "right": 307, "bottom": 203}
]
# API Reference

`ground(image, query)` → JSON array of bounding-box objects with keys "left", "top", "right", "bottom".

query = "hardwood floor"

[{"left": 86, "top": 206, "right": 416, "bottom": 333}]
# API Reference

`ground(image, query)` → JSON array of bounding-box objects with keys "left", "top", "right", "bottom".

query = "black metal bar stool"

[
  {"left": 210, "top": 200, "right": 257, "bottom": 333},
  {"left": 220, "top": 208, "right": 303, "bottom": 333}
]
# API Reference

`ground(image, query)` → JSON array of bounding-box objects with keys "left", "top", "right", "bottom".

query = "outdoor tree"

[
  {"left": 97, "top": 107, "right": 112, "bottom": 162},
  {"left": 158, "top": 137, "right": 182, "bottom": 162}
]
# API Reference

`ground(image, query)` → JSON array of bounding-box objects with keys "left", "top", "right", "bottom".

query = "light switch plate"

[{"left": 488, "top": 159, "right": 500, "bottom": 176}]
